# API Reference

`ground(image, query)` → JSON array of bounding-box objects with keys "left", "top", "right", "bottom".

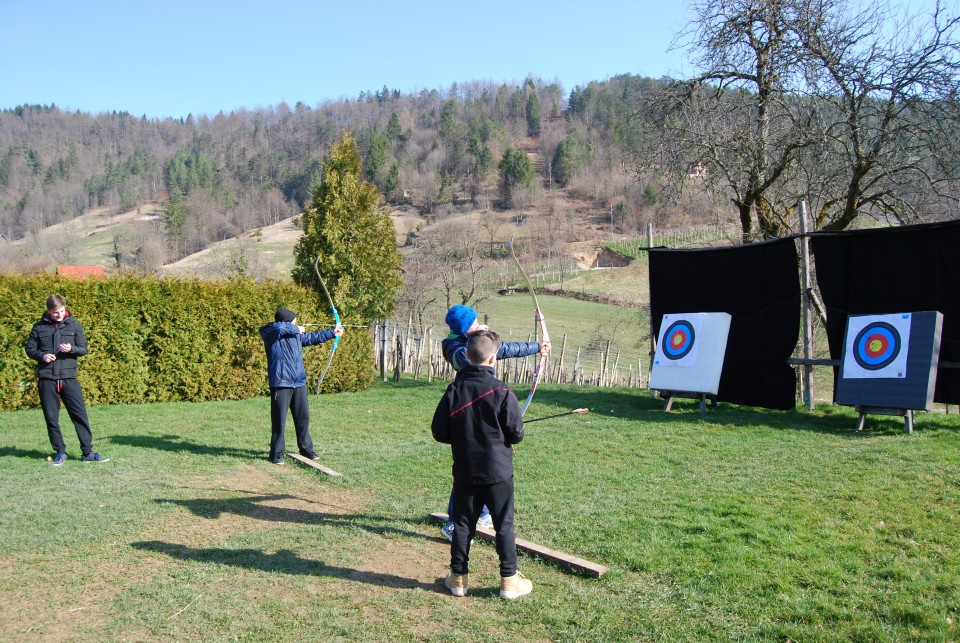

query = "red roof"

[{"left": 57, "top": 265, "right": 105, "bottom": 280}]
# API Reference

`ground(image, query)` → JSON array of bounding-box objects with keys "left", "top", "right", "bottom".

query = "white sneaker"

[{"left": 477, "top": 514, "right": 494, "bottom": 530}]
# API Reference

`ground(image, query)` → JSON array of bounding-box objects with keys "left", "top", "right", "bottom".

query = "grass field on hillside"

[{"left": 1, "top": 380, "right": 958, "bottom": 641}]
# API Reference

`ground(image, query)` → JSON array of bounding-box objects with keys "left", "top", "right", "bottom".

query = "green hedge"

[{"left": 0, "top": 275, "right": 371, "bottom": 411}]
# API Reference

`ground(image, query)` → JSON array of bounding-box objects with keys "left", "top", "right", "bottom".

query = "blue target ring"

[
  {"left": 661, "top": 320, "right": 696, "bottom": 360},
  {"left": 853, "top": 321, "right": 901, "bottom": 371}
]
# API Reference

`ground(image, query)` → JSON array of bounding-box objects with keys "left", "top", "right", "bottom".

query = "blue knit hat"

[{"left": 445, "top": 305, "right": 478, "bottom": 335}]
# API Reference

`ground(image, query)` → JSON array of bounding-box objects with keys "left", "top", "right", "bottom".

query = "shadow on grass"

[
  {"left": 130, "top": 541, "right": 442, "bottom": 592},
  {"left": 107, "top": 434, "right": 263, "bottom": 458},
  {"left": 529, "top": 387, "right": 960, "bottom": 436},
  {"left": 0, "top": 446, "right": 56, "bottom": 460},
  {"left": 154, "top": 493, "right": 432, "bottom": 541}
]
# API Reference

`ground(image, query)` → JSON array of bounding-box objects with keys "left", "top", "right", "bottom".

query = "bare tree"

[
  {"left": 798, "top": 0, "right": 960, "bottom": 229},
  {"left": 639, "top": 0, "right": 960, "bottom": 239}
]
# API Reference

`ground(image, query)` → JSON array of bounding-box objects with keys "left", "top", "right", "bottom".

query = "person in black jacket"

[
  {"left": 438, "top": 304, "right": 549, "bottom": 541},
  {"left": 259, "top": 307, "right": 341, "bottom": 465},
  {"left": 24, "top": 294, "right": 108, "bottom": 465},
  {"left": 432, "top": 329, "right": 533, "bottom": 600}
]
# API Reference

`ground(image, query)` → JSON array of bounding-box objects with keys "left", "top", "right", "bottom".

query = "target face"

[
  {"left": 853, "top": 322, "right": 901, "bottom": 370},
  {"left": 842, "top": 313, "right": 912, "bottom": 380},
  {"left": 662, "top": 320, "right": 696, "bottom": 360}
]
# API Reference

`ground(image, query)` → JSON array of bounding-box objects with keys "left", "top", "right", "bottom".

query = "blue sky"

[
  {"left": 3, "top": 0, "right": 946, "bottom": 120},
  {"left": 0, "top": 0, "right": 693, "bottom": 119}
]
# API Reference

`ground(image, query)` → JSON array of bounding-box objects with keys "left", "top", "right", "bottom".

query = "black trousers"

[
  {"left": 38, "top": 378, "right": 93, "bottom": 456},
  {"left": 450, "top": 476, "right": 517, "bottom": 577},
  {"left": 269, "top": 387, "right": 314, "bottom": 457}
]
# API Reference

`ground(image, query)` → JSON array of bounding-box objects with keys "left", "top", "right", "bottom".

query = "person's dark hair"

[
  {"left": 46, "top": 294, "right": 66, "bottom": 311},
  {"left": 466, "top": 330, "right": 500, "bottom": 364}
]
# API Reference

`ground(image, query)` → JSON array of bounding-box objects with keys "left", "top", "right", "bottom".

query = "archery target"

[
  {"left": 836, "top": 311, "right": 942, "bottom": 411},
  {"left": 655, "top": 314, "right": 703, "bottom": 368},
  {"left": 650, "top": 312, "right": 731, "bottom": 395},
  {"left": 842, "top": 314, "right": 911, "bottom": 379},
  {"left": 662, "top": 319, "right": 697, "bottom": 360}
]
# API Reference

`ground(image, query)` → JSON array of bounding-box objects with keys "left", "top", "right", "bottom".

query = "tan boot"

[
  {"left": 499, "top": 571, "right": 532, "bottom": 599},
  {"left": 444, "top": 572, "right": 468, "bottom": 597}
]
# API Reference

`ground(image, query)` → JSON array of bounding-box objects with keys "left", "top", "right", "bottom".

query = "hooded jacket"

[
  {"left": 24, "top": 311, "right": 88, "bottom": 380},
  {"left": 259, "top": 322, "right": 336, "bottom": 388},
  {"left": 432, "top": 365, "right": 524, "bottom": 485}
]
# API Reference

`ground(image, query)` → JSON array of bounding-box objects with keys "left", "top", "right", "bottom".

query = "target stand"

[
  {"left": 650, "top": 312, "right": 731, "bottom": 415},
  {"left": 657, "top": 390, "right": 718, "bottom": 415},
  {"left": 836, "top": 311, "right": 943, "bottom": 433},
  {"left": 854, "top": 406, "right": 915, "bottom": 433}
]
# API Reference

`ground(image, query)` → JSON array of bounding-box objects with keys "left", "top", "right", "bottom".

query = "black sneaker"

[
  {"left": 270, "top": 455, "right": 285, "bottom": 465},
  {"left": 52, "top": 451, "right": 67, "bottom": 466},
  {"left": 82, "top": 452, "right": 109, "bottom": 463},
  {"left": 301, "top": 451, "right": 319, "bottom": 460}
]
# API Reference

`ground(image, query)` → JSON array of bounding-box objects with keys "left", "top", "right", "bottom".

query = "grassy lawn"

[{"left": 1, "top": 379, "right": 958, "bottom": 641}]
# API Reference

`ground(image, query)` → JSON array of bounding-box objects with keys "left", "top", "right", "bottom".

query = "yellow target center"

[
  {"left": 868, "top": 339, "right": 883, "bottom": 353},
  {"left": 672, "top": 335, "right": 683, "bottom": 347}
]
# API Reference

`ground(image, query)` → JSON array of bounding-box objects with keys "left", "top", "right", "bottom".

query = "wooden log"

[
  {"left": 429, "top": 512, "right": 607, "bottom": 578},
  {"left": 287, "top": 452, "right": 342, "bottom": 477}
]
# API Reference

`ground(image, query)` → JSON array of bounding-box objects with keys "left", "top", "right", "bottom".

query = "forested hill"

[{"left": 0, "top": 75, "right": 665, "bottom": 271}]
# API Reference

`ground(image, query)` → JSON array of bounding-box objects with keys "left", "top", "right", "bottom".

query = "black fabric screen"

[
  {"left": 810, "top": 219, "right": 960, "bottom": 405},
  {"left": 649, "top": 238, "right": 801, "bottom": 409}
]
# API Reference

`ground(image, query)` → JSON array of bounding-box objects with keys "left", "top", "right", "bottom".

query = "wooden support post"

[
  {"left": 426, "top": 328, "right": 433, "bottom": 383},
  {"left": 798, "top": 201, "right": 815, "bottom": 410}
]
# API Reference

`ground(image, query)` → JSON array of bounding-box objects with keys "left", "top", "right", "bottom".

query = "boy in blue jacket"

[
  {"left": 259, "top": 307, "right": 341, "bottom": 465},
  {"left": 432, "top": 329, "right": 533, "bottom": 599},
  {"left": 438, "top": 305, "right": 548, "bottom": 540}
]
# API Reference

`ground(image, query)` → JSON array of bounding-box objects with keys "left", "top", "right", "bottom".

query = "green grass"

[{"left": 2, "top": 380, "right": 959, "bottom": 640}]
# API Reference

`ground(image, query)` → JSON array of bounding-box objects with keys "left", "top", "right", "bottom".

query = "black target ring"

[
  {"left": 852, "top": 321, "right": 901, "bottom": 371},
  {"left": 661, "top": 320, "right": 696, "bottom": 360}
]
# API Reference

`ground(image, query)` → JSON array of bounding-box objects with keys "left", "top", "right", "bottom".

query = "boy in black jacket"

[
  {"left": 431, "top": 330, "right": 533, "bottom": 599},
  {"left": 438, "top": 304, "right": 549, "bottom": 541}
]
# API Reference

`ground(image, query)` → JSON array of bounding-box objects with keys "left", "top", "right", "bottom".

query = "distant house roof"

[
  {"left": 57, "top": 265, "right": 105, "bottom": 280},
  {"left": 687, "top": 160, "right": 708, "bottom": 178}
]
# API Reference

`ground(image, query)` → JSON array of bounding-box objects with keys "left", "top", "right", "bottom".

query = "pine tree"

[
  {"left": 526, "top": 91, "right": 542, "bottom": 138},
  {"left": 293, "top": 132, "right": 403, "bottom": 324}
]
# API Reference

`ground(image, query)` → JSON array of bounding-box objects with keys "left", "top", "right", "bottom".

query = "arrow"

[{"left": 524, "top": 408, "right": 590, "bottom": 424}]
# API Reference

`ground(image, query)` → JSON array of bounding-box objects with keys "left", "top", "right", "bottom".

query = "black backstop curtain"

[
  {"left": 810, "top": 219, "right": 960, "bottom": 404},
  {"left": 649, "top": 238, "right": 801, "bottom": 410}
]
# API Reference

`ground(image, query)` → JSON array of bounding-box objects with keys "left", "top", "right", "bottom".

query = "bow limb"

[
  {"left": 314, "top": 256, "right": 343, "bottom": 395},
  {"left": 510, "top": 236, "right": 550, "bottom": 416}
]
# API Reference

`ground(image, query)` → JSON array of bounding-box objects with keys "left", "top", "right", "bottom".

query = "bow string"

[{"left": 314, "top": 255, "right": 342, "bottom": 394}]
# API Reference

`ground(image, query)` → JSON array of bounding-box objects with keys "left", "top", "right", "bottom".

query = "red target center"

[
  {"left": 865, "top": 334, "right": 888, "bottom": 358},
  {"left": 671, "top": 331, "right": 687, "bottom": 347}
]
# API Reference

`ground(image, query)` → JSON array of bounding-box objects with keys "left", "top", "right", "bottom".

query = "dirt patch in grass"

[{"left": 1, "top": 461, "right": 444, "bottom": 639}]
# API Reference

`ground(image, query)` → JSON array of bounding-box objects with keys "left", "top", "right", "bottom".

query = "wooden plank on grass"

[
  {"left": 430, "top": 512, "right": 607, "bottom": 577},
  {"left": 287, "top": 452, "right": 342, "bottom": 477}
]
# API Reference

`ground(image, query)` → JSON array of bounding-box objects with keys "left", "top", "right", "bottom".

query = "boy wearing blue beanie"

[{"left": 438, "top": 305, "right": 549, "bottom": 540}]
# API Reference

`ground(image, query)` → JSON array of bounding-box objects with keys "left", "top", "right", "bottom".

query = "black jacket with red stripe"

[{"left": 431, "top": 365, "right": 524, "bottom": 485}]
